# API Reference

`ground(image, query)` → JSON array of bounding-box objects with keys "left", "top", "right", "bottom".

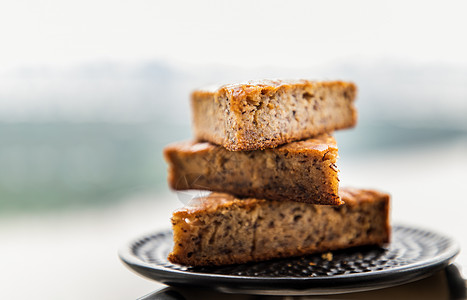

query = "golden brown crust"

[
  {"left": 191, "top": 79, "right": 357, "bottom": 151},
  {"left": 173, "top": 194, "right": 256, "bottom": 218},
  {"left": 192, "top": 79, "right": 357, "bottom": 104},
  {"left": 165, "top": 134, "right": 336, "bottom": 155},
  {"left": 169, "top": 188, "right": 391, "bottom": 266},
  {"left": 174, "top": 187, "right": 387, "bottom": 216},
  {"left": 163, "top": 134, "right": 341, "bottom": 205}
]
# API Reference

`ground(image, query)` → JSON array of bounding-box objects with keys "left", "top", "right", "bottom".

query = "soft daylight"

[{"left": 1, "top": 1, "right": 466, "bottom": 299}]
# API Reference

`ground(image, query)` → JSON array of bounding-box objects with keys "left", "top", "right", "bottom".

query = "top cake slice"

[{"left": 192, "top": 79, "right": 357, "bottom": 151}]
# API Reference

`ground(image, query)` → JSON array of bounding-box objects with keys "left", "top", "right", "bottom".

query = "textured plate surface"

[{"left": 119, "top": 225, "right": 459, "bottom": 295}]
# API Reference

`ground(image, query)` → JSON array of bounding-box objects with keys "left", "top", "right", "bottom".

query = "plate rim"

[{"left": 118, "top": 224, "right": 460, "bottom": 294}]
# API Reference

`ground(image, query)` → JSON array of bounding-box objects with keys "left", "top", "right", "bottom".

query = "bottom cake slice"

[{"left": 168, "top": 188, "right": 390, "bottom": 266}]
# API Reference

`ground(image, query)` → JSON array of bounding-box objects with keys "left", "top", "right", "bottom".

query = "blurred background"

[{"left": 1, "top": 1, "right": 466, "bottom": 299}]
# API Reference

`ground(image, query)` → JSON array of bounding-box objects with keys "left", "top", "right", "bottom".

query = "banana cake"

[
  {"left": 164, "top": 134, "right": 341, "bottom": 205},
  {"left": 192, "top": 79, "right": 357, "bottom": 151},
  {"left": 168, "top": 188, "right": 390, "bottom": 266}
]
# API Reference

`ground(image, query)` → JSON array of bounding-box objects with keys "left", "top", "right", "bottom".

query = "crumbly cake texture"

[
  {"left": 191, "top": 79, "right": 357, "bottom": 151},
  {"left": 164, "top": 134, "right": 341, "bottom": 205},
  {"left": 168, "top": 188, "right": 391, "bottom": 266}
]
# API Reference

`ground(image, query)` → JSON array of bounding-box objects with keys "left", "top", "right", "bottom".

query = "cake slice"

[
  {"left": 164, "top": 134, "right": 341, "bottom": 205},
  {"left": 192, "top": 79, "right": 357, "bottom": 151},
  {"left": 168, "top": 188, "right": 391, "bottom": 266}
]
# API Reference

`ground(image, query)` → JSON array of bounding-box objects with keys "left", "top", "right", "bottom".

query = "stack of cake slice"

[{"left": 164, "top": 79, "right": 390, "bottom": 266}]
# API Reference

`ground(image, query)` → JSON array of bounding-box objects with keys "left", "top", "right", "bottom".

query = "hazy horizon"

[{"left": 1, "top": 58, "right": 466, "bottom": 213}]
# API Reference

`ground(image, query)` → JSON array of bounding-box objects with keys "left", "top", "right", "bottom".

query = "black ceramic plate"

[{"left": 119, "top": 225, "right": 459, "bottom": 295}]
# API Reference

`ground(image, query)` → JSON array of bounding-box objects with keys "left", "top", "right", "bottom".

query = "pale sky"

[{"left": 1, "top": 0, "right": 467, "bottom": 70}]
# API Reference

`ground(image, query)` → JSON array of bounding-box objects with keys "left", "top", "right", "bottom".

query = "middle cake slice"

[{"left": 164, "top": 134, "right": 341, "bottom": 205}]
